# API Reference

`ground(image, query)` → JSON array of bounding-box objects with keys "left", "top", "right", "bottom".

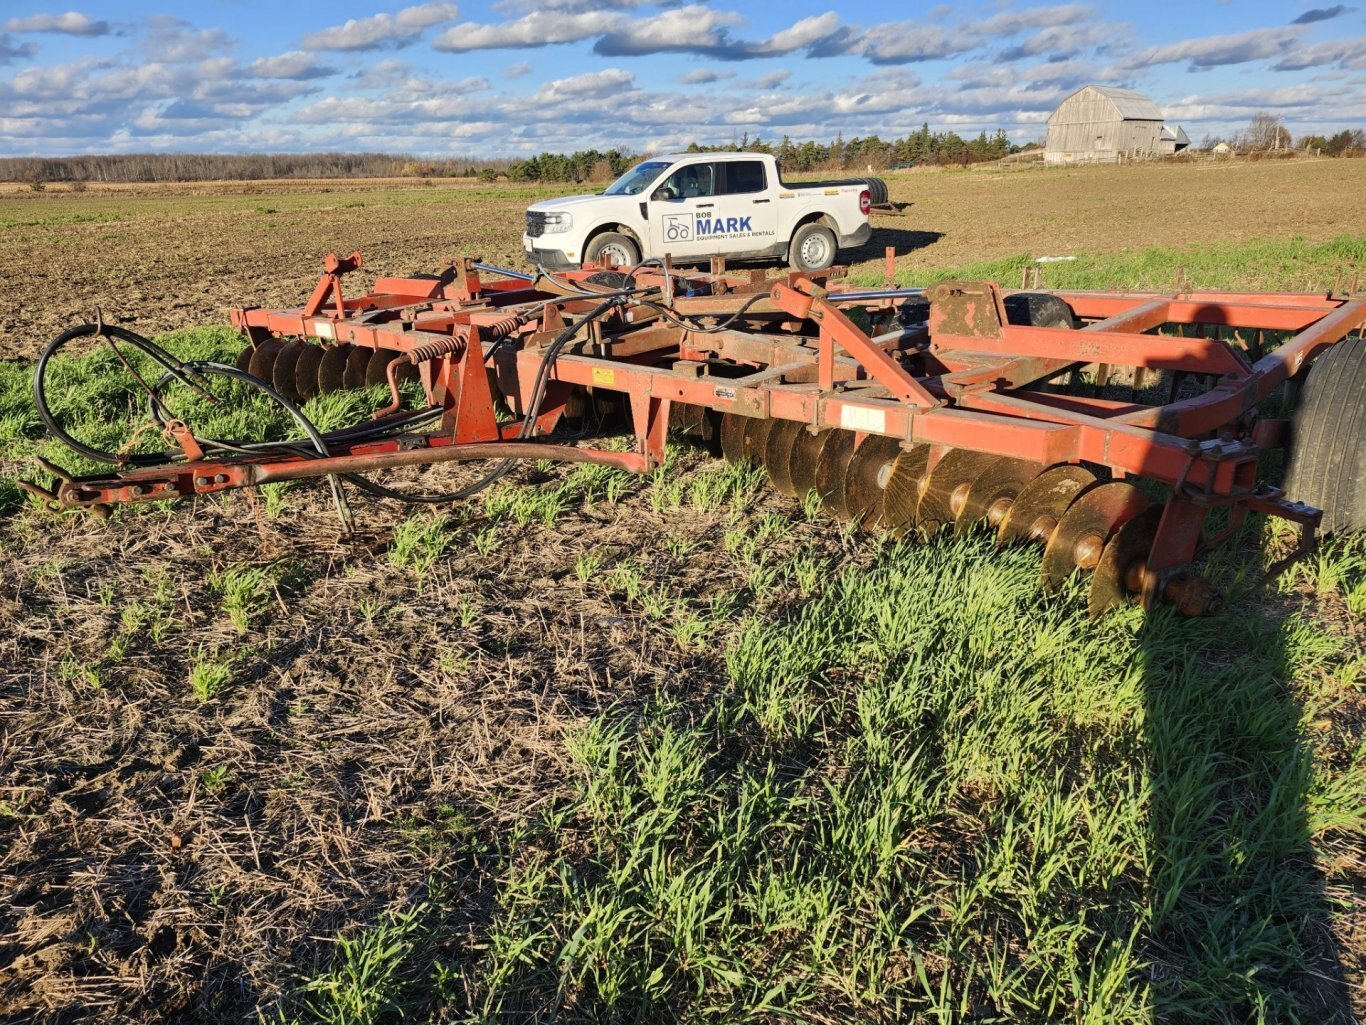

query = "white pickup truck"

[{"left": 522, "top": 151, "right": 876, "bottom": 274}]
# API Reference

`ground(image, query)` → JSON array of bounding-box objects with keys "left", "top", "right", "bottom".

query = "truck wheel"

[
  {"left": 583, "top": 232, "right": 639, "bottom": 269},
  {"left": 1283, "top": 337, "right": 1366, "bottom": 534},
  {"left": 789, "top": 223, "right": 837, "bottom": 273}
]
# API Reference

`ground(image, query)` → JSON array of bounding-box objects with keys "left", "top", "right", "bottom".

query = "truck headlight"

[{"left": 541, "top": 212, "right": 573, "bottom": 233}]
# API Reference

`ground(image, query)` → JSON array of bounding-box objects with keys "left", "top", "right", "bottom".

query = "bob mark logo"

[{"left": 662, "top": 212, "right": 757, "bottom": 242}]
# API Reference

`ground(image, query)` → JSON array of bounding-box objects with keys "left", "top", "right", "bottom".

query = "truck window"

[
  {"left": 660, "top": 162, "right": 715, "bottom": 199},
  {"left": 721, "top": 161, "right": 766, "bottom": 195},
  {"left": 603, "top": 160, "right": 671, "bottom": 196}
]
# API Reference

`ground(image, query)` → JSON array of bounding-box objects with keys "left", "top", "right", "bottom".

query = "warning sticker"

[{"left": 591, "top": 367, "right": 616, "bottom": 388}]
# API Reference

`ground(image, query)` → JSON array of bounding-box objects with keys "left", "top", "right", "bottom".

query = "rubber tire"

[
  {"left": 1004, "top": 292, "right": 1077, "bottom": 329},
  {"left": 583, "top": 231, "right": 639, "bottom": 270},
  {"left": 789, "top": 223, "right": 838, "bottom": 273},
  {"left": 1283, "top": 337, "right": 1366, "bottom": 534}
]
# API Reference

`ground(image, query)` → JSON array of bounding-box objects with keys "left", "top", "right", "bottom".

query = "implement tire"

[{"left": 1283, "top": 337, "right": 1366, "bottom": 534}]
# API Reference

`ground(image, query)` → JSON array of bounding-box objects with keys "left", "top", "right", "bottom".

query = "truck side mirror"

[{"left": 651, "top": 187, "right": 674, "bottom": 201}]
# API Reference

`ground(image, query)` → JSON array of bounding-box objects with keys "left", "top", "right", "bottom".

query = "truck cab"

[{"left": 523, "top": 152, "right": 873, "bottom": 273}]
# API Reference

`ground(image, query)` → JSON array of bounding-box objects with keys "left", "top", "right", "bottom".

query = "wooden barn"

[{"left": 1044, "top": 86, "right": 1166, "bottom": 164}]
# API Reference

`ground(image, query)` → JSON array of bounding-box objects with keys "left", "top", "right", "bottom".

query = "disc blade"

[
  {"left": 235, "top": 345, "right": 255, "bottom": 373},
  {"left": 881, "top": 443, "right": 931, "bottom": 538},
  {"left": 343, "top": 346, "right": 373, "bottom": 390},
  {"left": 1087, "top": 506, "right": 1161, "bottom": 618},
  {"left": 955, "top": 457, "right": 1046, "bottom": 537},
  {"left": 294, "top": 343, "right": 324, "bottom": 401},
  {"left": 764, "top": 420, "right": 806, "bottom": 497},
  {"left": 364, "top": 348, "right": 399, "bottom": 388},
  {"left": 246, "top": 337, "right": 284, "bottom": 384},
  {"left": 720, "top": 413, "right": 749, "bottom": 464},
  {"left": 996, "top": 464, "right": 1096, "bottom": 546},
  {"left": 271, "top": 341, "right": 305, "bottom": 403},
  {"left": 788, "top": 428, "right": 832, "bottom": 500},
  {"left": 843, "top": 435, "right": 903, "bottom": 530},
  {"left": 814, "top": 430, "right": 857, "bottom": 519},
  {"left": 696, "top": 408, "right": 723, "bottom": 454},
  {"left": 317, "top": 344, "right": 352, "bottom": 395},
  {"left": 1041, "top": 481, "right": 1149, "bottom": 593},
  {"left": 669, "top": 402, "right": 704, "bottom": 433},
  {"left": 741, "top": 417, "right": 777, "bottom": 467},
  {"left": 917, "top": 448, "right": 999, "bottom": 539}
]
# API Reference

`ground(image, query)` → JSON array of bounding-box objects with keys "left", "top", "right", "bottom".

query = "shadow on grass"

[{"left": 1139, "top": 603, "right": 1355, "bottom": 1023}]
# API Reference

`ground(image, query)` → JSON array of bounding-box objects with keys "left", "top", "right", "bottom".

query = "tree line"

[
  {"left": 0, "top": 152, "right": 522, "bottom": 184},
  {"left": 1200, "top": 112, "right": 1365, "bottom": 156}
]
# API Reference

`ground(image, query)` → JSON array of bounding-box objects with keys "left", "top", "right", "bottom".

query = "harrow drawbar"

[{"left": 23, "top": 251, "right": 1366, "bottom": 616}]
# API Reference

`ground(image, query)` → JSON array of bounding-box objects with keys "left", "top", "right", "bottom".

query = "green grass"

[
  {"left": 849, "top": 235, "right": 1366, "bottom": 293},
  {"left": 274, "top": 532, "right": 1363, "bottom": 1024}
]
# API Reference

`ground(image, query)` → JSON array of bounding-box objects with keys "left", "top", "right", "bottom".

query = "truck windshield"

[{"left": 603, "top": 161, "right": 671, "bottom": 196}]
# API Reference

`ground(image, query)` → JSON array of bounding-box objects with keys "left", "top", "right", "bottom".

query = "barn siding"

[{"left": 1044, "top": 85, "right": 1166, "bottom": 164}]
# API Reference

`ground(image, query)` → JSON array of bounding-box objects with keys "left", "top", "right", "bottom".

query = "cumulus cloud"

[
  {"left": 1290, "top": 5, "right": 1352, "bottom": 23},
  {"left": 593, "top": 5, "right": 744, "bottom": 56},
  {"left": 434, "top": 11, "right": 622, "bottom": 51},
  {"left": 1272, "top": 36, "right": 1366, "bottom": 70},
  {"left": 144, "top": 17, "right": 235, "bottom": 61},
  {"left": 1125, "top": 26, "right": 1304, "bottom": 70},
  {"left": 250, "top": 51, "right": 337, "bottom": 80},
  {"left": 535, "top": 67, "right": 635, "bottom": 101},
  {"left": 302, "top": 3, "right": 460, "bottom": 51},
  {"left": 505, "top": 61, "right": 532, "bottom": 78},
  {"left": 998, "top": 24, "right": 1112, "bottom": 62},
  {"left": 3, "top": 11, "right": 110, "bottom": 36},
  {"left": 860, "top": 24, "right": 978, "bottom": 64}
]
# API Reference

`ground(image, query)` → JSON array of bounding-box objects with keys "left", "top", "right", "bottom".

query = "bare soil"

[{"left": 2, "top": 159, "right": 1364, "bottom": 359}]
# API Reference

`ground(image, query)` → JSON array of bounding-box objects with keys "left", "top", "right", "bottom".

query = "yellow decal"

[
  {"left": 591, "top": 367, "right": 616, "bottom": 387},
  {"left": 824, "top": 188, "right": 839, "bottom": 195}
]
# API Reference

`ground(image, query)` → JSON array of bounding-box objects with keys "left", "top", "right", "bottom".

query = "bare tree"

[{"left": 1244, "top": 112, "right": 1292, "bottom": 151}]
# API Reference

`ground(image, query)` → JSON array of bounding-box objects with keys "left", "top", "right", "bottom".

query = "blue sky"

[{"left": 0, "top": 1, "right": 1362, "bottom": 156}]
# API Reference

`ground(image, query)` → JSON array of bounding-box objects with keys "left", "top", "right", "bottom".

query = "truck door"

[
  {"left": 646, "top": 161, "right": 719, "bottom": 262},
  {"left": 717, "top": 159, "right": 778, "bottom": 255}
]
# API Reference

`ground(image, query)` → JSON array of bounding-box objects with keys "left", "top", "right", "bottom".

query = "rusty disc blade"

[
  {"left": 365, "top": 348, "right": 400, "bottom": 388},
  {"left": 881, "top": 443, "right": 931, "bottom": 538},
  {"left": 843, "top": 435, "right": 903, "bottom": 530},
  {"left": 271, "top": 342, "right": 305, "bottom": 403},
  {"left": 788, "top": 428, "right": 832, "bottom": 500},
  {"left": 1041, "top": 481, "right": 1149, "bottom": 593},
  {"left": 294, "top": 343, "right": 324, "bottom": 402},
  {"left": 1088, "top": 507, "right": 1162, "bottom": 618},
  {"left": 343, "top": 346, "right": 373, "bottom": 390},
  {"left": 246, "top": 337, "right": 284, "bottom": 384},
  {"left": 720, "top": 413, "right": 749, "bottom": 464},
  {"left": 741, "top": 417, "right": 778, "bottom": 467},
  {"left": 235, "top": 345, "right": 255, "bottom": 373},
  {"left": 917, "top": 448, "right": 999, "bottom": 539},
  {"left": 814, "top": 430, "right": 857, "bottom": 519},
  {"left": 996, "top": 464, "right": 1096, "bottom": 546},
  {"left": 669, "top": 402, "right": 704, "bottom": 433},
  {"left": 764, "top": 420, "right": 806, "bottom": 497},
  {"left": 317, "top": 344, "right": 352, "bottom": 395},
  {"left": 955, "top": 456, "right": 1046, "bottom": 537}
]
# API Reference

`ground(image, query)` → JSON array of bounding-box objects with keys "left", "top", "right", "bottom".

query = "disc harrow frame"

[{"left": 23, "top": 251, "right": 1366, "bottom": 615}]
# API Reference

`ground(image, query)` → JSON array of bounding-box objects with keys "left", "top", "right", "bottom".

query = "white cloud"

[
  {"left": 535, "top": 68, "right": 635, "bottom": 101},
  {"left": 1126, "top": 26, "right": 1304, "bottom": 70},
  {"left": 433, "top": 10, "right": 622, "bottom": 51},
  {"left": 3, "top": 11, "right": 110, "bottom": 36},
  {"left": 250, "top": 51, "right": 337, "bottom": 80},
  {"left": 302, "top": 3, "right": 460, "bottom": 51},
  {"left": 593, "top": 5, "right": 744, "bottom": 56},
  {"left": 505, "top": 61, "right": 532, "bottom": 78}
]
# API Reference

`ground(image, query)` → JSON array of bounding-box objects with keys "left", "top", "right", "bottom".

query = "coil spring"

[{"left": 404, "top": 310, "right": 532, "bottom": 365}]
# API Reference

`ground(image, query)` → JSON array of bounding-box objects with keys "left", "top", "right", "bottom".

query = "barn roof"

[
  {"left": 1161, "top": 124, "right": 1190, "bottom": 144},
  {"left": 1049, "top": 85, "right": 1164, "bottom": 123},
  {"left": 1087, "top": 86, "right": 1163, "bottom": 121}
]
